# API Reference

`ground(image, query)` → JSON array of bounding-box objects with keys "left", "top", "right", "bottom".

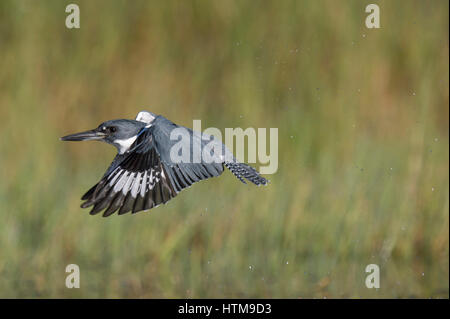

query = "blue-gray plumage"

[{"left": 60, "top": 111, "right": 268, "bottom": 217}]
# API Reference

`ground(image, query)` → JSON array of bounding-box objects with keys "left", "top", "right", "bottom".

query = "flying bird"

[{"left": 61, "top": 111, "right": 268, "bottom": 217}]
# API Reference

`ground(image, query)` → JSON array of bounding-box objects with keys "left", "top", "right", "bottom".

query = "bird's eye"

[{"left": 109, "top": 126, "right": 117, "bottom": 133}]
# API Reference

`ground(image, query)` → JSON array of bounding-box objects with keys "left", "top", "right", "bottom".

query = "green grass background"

[{"left": 0, "top": 0, "right": 448, "bottom": 298}]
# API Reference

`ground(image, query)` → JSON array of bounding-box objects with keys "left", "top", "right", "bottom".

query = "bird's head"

[{"left": 60, "top": 119, "right": 148, "bottom": 154}]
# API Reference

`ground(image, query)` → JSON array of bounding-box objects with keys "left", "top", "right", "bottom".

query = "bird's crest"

[{"left": 135, "top": 111, "right": 156, "bottom": 124}]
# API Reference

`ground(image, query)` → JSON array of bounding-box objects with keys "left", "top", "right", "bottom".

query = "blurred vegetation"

[{"left": 0, "top": 0, "right": 448, "bottom": 298}]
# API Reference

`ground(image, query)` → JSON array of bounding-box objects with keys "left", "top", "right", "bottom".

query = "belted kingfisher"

[{"left": 61, "top": 111, "right": 268, "bottom": 217}]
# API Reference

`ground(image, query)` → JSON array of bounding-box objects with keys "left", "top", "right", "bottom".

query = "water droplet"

[
  {"left": 249, "top": 265, "right": 253, "bottom": 270},
  {"left": 412, "top": 92, "right": 416, "bottom": 96},
  {"left": 362, "top": 34, "right": 366, "bottom": 38},
  {"left": 432, "top": 187, "right": 435, "bottom": 192},
  {"left": 422, "top": 272, "right": 425, "bottom": 277},
  {"left": 434, "top": 138, "right": 438, "bottom": 142},
  {"left": 286, "top": 261, "right": 289, "bottom": 265}
]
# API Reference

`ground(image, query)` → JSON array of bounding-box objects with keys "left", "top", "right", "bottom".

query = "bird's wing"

[
  {"left": 150, "top": 116, "right": 225, "bottom": 192},
  {"left": 81, "top": 116, "right": 224, "bottom": 217},
  {"left": 80, "top": 139, "right": 176, "bottom": 217}
]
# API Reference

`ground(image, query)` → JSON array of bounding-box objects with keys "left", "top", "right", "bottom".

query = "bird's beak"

[{"left": 60, "top": 129, "right": 106, "bottom": 141}]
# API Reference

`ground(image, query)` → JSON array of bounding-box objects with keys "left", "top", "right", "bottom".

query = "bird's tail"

[{"left": 224, "top": 161, "right": 268, "bottom": 186}]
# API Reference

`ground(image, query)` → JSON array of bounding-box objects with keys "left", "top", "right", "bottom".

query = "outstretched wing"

[
  {"left": 81, "top": 142, "right": 176, "bottom": 217},
  {"left": 81, "top": 118, "right": 224, "bottom": 217}
]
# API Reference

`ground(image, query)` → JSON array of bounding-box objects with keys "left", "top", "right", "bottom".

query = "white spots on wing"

[
  {"left": 108, "top": 168, "right": 122, "bottom": 186},
  {"left": 131, "top": 172, "right": 142, "bottom": 198},
  {"left": 114, "top": 136, "right": 138, "bottom": 154},
  {"left": 148, "top": 170, "right": 154, "bottom": 190},
  {"left": 107, "top": 162, "right": 165, "bottom": 200},
  {"left": 108, "top": 167, "right": 120, "bottom": 176},
  {"left": 140, "top": 171, "right": 148, "bottom": 197},
  {"left": 146, "top": 168, "right": 162, "bottom": 190},
  {"left": 122, "top": 172, "right": 136, "bottom": 195},
  {"left": 114, "top": 171, "right": 129, "bottom": 192}
]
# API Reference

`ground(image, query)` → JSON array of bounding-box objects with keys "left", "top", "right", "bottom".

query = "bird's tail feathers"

[{"left": 225, "top": 162, "right": 268, "bottom": 186}]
